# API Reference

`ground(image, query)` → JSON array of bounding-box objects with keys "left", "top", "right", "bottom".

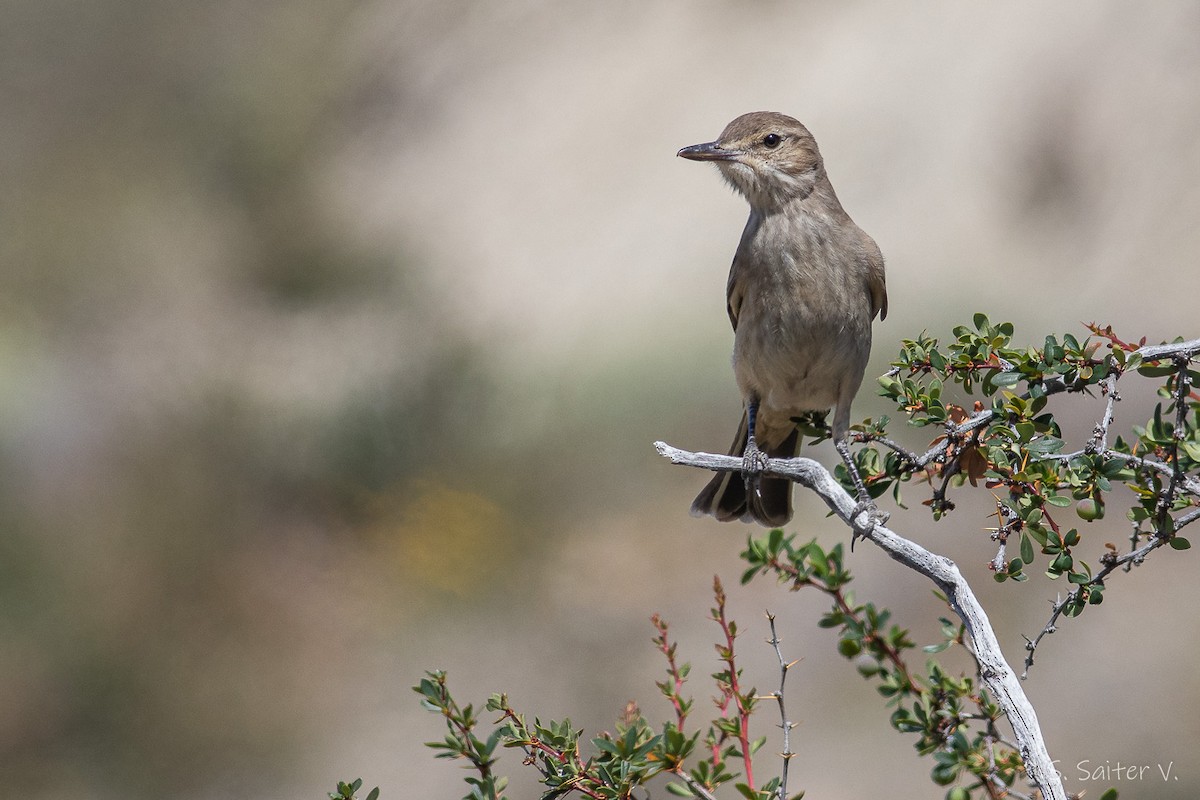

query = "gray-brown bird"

[{"left": 680, "top": 111, "right": 888, "bottom": 527}]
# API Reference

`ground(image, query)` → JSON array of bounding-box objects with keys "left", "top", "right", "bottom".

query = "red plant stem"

[
  {"left": 711, "top": 576, "right": 755, "bottom": 789},
  {"left": 651, "top": 614, "right": 689, "bottom": 728}
]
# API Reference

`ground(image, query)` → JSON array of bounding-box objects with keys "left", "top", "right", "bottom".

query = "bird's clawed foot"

[
  {"left": 849, "top": 498, "right": 889, "bottom": 550},
  {"left": 742, "top": 436, "right": 769, "bottom": 492}
]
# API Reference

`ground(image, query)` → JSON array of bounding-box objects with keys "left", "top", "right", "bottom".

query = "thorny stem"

[
  {"left": 930, "top": 455, "right": 961, "bottom": 513},
  {"left": 990, "top": 501, "right": 1021, "bottom": 573},
  {"left": 1087, "top": 373, "right": 1120, "bottom": 453},
  {"left": 1159, "top": 356, "right": 1193, "bottom": 533},
  {"left": 1043, "top": 448, "right": 1200, "bottom": 498},
  {"left": 1022, "top": 350, "right": 1199, "bottom": 675},
  {"left": 1021, "top": 533, "right": 1171, "bottom": 679},
  {"left": 765, "top": 612, "right": 796, "bottom": 800},
  {"left": 858, "top": 409, "right": 994, "bottom": 472},
  {"left": 1125, "top": 521, "right": 1141, "bottom": 573}
]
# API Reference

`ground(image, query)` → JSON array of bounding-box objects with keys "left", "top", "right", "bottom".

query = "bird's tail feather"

[{"left": 690, "top": 413, "right": 800, "bottom": 527}]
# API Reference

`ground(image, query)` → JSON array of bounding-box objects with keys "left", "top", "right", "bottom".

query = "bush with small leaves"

[
  {"left": 416, "top": 579, "right": 804, "bottom": 800},
  {"left": 848, "top": 318, "right": 1199, "bottom": 677},
  {"left": 408, "top": 317, "right": 1200, "bottom": 800}
]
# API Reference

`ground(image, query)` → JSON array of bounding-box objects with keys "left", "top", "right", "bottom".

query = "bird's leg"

[
  {"left": 742, "top": 400, "right": 769, "bottom": 492},
  {"left": 835, "top": 436, "right": 889, "bottom": 549}
]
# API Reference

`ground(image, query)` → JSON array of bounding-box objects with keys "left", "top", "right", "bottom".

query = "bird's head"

[{"left": 678, "top": 112, "right": 824, "bottom": 211}]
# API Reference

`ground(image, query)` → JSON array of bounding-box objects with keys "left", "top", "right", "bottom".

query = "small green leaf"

[
  {"left": 1020, "top": 534, "right": 1035, "bottom": 564},
  {"left": 767, "top": 528, "right": 784, "bottom": 553},
  {"left": 592, "top": 738, "right": 620, "bottom": 756},
  {"left": 992, "top": 371, "right": 1023, "bottom": 388},
  {"left": 735, "top": 782, "right": 758, "bottom": 800},
  {"left": 1170, "top": 537, "right": 1191, "bottom": 551},
  {"left": 1026, "top": 435, "right": 1065, "bottom": 455},
  {"left": 1137, "top": 364, "right": 1176, "bottom": 378},
  {"left": 1026, "top": 525, "right": 1049, "bottom": 547}
]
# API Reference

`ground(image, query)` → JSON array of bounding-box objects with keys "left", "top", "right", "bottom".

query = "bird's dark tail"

[{"left": 690, "top": 412, "right": 800, "bottom": 527}]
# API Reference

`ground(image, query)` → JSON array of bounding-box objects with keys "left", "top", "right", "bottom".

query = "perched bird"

[{"left": 679, "top": 111, "right": 888, "bottom": 527}]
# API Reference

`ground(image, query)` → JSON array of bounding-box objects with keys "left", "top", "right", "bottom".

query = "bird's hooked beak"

[{"left": 677, "top": 141, "right": 739, "bottom": 162}]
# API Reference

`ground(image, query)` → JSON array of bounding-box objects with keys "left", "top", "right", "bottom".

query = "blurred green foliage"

[{"left": 0, "top": 4, "right": 534, "bottom": 796}]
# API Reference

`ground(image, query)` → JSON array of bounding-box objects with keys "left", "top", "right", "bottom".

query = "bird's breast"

[{"left": 729, "top": 211, "right": 873, "bottom": 415}]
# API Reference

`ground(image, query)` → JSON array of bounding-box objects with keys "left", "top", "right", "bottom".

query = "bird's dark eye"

[{"left": 762, "top": 133, "right": 782, "bottom": 148}]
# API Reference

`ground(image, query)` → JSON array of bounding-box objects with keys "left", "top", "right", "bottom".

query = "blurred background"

[{"left": 4, "top": 1, "right": 1200, "bottom": 797}]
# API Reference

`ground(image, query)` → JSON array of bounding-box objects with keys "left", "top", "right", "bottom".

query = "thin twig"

[
  {"left": 1125, "top": 522, "right": 1141, "bottom": 573},
  {"left": 979, "top": 734, "right": 1005, "bottom": 800},
  {"left": 1165, "top": 357, "right": 1193, "bottom": 520},
  {"left": 1087, "top": 373, "right": 1120, "bottom": 453},
  {"left": 765, "top": 611, "right": 796, "bottom": 800},
  {"left": 1040, "top": 447, "right": 1200, "bottom": 498},
  {"left": 1175, "top": 504, "right": 1200, "bottom": 531},
  {"left": 762, "top": 552, "right": 920, "bottom": 694},
  {"left": 1020, "top": 534, "right": 1171, "bottom": 678},
  {"left": 990, "top": 501, "right": 1020, "bottom": 573}
]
